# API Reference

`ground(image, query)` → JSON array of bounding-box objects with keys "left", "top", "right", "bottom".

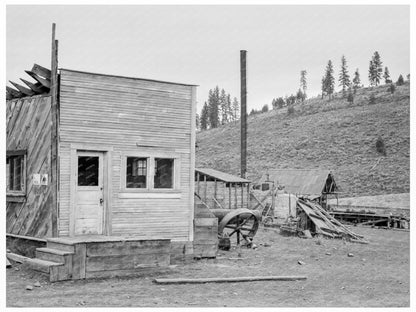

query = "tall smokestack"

[{"left": 240, "top": 50, "right": 247, "bottom": 178}]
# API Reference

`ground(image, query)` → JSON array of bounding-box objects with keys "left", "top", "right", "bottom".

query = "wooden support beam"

[
  {"left": 6, "top": 91, "right": 13, "bottom": 100},
  {"left": 154, "top": 275, "right": 307, "bottom": 285},
  {"left": 229, "top": 183, "right": 231, "bottom": 209},
  {"left": 9, "top": 81, "right": 35, "bottom": 96},
  {"left": 6, "top": 86, "right": 24, "bottom": 98},
  {"left": 204, "top": 175, "right": 207, "bottom": 203},
  {"left": 31, "top": 63, "right": 52, "bottom": 79},
  {"left": 50, "top": 23, "right": 59, "bottom": 237},
  {"left": 20, "top": 78, "right": 48, "bottom": 94},
  {"left": 25, "top": 70, "right": 51, "bottom": 88}
]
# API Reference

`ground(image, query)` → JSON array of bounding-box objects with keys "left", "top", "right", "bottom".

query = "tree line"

[{"left": 196, "top": 86, "right": 240, "bottom": 131}]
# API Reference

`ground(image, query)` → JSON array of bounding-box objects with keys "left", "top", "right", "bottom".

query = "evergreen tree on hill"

[
  {"left": 200, "top": 102, "right": 209, "bottom": 131},
  {"left": 322, "top": 60, "right": 335, "bottom": 100},
  {"left": 339, "top": 55, "right": 351, "bottom": 97},
  {"left": 352, "top": 68, "right": 361, "bottom": 93},
  {"left": 300, "top": 70, "right": 307, "bottom": 102},
  {"left": 384, "top": 67, "right": 391, "bottom": 84}
]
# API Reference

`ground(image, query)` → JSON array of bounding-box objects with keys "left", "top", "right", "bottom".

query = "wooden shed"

[
  {"left": 195, "top": 168, "right": 251, "bottom": 210},
  {"left": 6, "top": 28, "right": 197, "bottom": 281}
]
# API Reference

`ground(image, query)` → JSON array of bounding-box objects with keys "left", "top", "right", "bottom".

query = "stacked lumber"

[{"left": 297, "top": 198, "right": 367, "bottom": 243}]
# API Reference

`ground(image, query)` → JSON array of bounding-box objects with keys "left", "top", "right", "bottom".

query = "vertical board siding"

[
  {"left": 58, "top": 70, "right": 194, "bottom": 241},
  {"left": 6, "top": 95, "right": 53, "bottom": 238}
]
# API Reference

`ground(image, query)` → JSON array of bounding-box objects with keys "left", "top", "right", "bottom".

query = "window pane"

[
  {"left": 6, "top": 155, "right": 24, "bottom": 192},
  {"left": 126, "top": 157, "right": 147, "bottom": 188},
  {"left": 78, "top": 156, "right": 99, "bottom": 186},
  {"left": 154, "top": 158, "right": 174, "bottom": 189}
]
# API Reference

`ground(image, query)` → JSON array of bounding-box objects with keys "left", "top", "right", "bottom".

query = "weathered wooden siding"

[
  {"left": 6, "top": 95, "right": 53, "bottom": 238},
  {"left": 58, "top": 70, "right": 195, "bottom": 241}
]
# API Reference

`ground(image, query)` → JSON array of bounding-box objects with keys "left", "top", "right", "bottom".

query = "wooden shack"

[
  {"left": 195, "top": 168, "right": 251, "bottom": 210},
  {"left": 6, "top": 28, "right": 197, "bottom": 281}
]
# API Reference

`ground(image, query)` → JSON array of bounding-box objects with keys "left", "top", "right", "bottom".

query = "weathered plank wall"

[
  {"left": 6, "top": 95, "right": 53, "bottom": 238},
  {"left": 58, "top": 70, "right": 195, "bottom": 241}
]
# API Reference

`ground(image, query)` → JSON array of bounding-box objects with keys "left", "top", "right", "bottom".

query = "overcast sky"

[{"left": 6, "top": 5, "right": 410, "bottom": 112}]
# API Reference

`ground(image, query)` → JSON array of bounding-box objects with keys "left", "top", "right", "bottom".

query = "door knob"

[{"left": 100, "top": 198, "right": 103, "bottom": 205}]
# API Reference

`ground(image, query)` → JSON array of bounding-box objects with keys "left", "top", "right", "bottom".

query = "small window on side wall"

[
  {"left": 126, "top": 157, "right": 148, "bottom": 189},
  {"left": 154, "top": 158, "right": 174, "bottom": 189},
  {"left": 6, "top": 152, "right": 26, "bottom": 195}
]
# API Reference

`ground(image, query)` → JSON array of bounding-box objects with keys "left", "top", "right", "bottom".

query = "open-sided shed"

[{"left": 195, "top": 168, "right": 250, "bottom": 210}]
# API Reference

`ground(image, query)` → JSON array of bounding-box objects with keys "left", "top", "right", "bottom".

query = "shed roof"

[
  {"left": 196, "top": 168, "right": 250, "bottom": 183},
  {"left": 259, "top": 169, "right": 338, "bottom": 195}
]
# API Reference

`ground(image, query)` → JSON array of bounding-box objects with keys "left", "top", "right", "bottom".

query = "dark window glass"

[
  {"left": 261, "top": 183, "right": 270, "bottom": 191},
  {"left": 154, "top": 158, "right": 174, "bottom": 189},
  {"left": 78, "top": 156, "right": 99, "bottom": 186},
  {"left": 6, "top": 155, "right": 25, "bottom": 192},
  {"left": 126, "top": 157, "right": 147, "bottom": 188}
]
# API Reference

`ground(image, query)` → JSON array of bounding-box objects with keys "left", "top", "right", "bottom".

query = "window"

[
  {"left": 154, "top": 158, "right": 174, "bottom": 189},
  {"left": 261, "top": 183, "right": 270, "bottom": 191},
  {"left": 6, "top": 152, "right": 26, "bottom": 195},
  {"left": 126, "top": 157, "right": 147, "bottom": 188},
  {"left": 78, "top": 156, "right": 99, "bottom": 186},
  {"left": 122, "top": 154, "right": 177, "bottom": 191}
]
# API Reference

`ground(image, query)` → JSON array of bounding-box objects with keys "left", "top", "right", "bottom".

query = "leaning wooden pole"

[
  {"left": 240, "top": 50, "right": 247, "bottom": 179},
  {"left": 50, "top": 23, "right": 59, "bottom": 237},
  {"left": 154, "top": 275, "right": 307, "bottom": 285}
]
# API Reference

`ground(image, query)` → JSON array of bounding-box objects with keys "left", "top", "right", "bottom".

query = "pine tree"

[
  {"left": 208, "top": 86, "right": 220, "bottom": 128},
  {"left": 339, "top": 55, "right": 350, "bottom": 97},
  {"left": 219, "top": 88, "right": 228, "bottom": 125},
  {"left": 321, "top": 76, "right": 326, "bottom": 99},
  {"left": 231, "top": 97, "right": 239, "bottom": 121},
  {"left": 300, "top": 70, "right": 307, "bottom": 101},
  {"left": 226, "top": 93, "right": 232, "bottom": 123},
  {"left": 195, "top": 113, "right": 200, "bottom": 130},
  {"left": 383, "top": 67, "right": 391, "bottom": 84},
  {"left": 397, "top": 74, "right": 404, "bottom": 86},
  {"left": 323, "top": 60, "right": 335, "bottom": 100},
  {"left": 200, "top": 102, "right": 209, "bottom": 131},
  {"left": 370, "top": 51, "right": 383, "bottom": 86},
  {"left": 352, "top": 68, "right": 361, "bottom": 94}
]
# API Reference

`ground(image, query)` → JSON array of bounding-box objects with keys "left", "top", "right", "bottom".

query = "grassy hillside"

[{"left": 196, "top": 83, "right": 410, "bottom": 197}]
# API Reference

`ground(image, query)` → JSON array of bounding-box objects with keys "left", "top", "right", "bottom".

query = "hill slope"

[{"left": 196, "top": 83, "right": 410, "bottom": 197}]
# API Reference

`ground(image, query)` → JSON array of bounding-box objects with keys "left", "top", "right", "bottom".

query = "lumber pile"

[{"left": 297, "top": 198, "right": 368, "bottom": 243}]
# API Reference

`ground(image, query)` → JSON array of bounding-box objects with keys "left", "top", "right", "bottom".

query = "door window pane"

[
  {"left": 126, "top": 157, "right": 147, "bottom": 188},
  {"left": 78, "top": 156, "right": 99, "bottom": 186},
  {"left": 154, "top": 158, "right": 174, "bottom": 189}
]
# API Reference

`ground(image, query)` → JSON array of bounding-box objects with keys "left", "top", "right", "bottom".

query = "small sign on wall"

[
  {"left": 41, "top": 174, "right": 48, "bottom": 186},
  {"left": 32, "top": 174, "right": 41, "bottom": 186}
]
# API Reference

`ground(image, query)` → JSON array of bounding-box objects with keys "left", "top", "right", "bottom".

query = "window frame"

[
  {"left": 6, "top": 150, "right": 27, "bottom": 198},
  {"left": 120, "top": 151, "right": 181, "bottom": 194}
]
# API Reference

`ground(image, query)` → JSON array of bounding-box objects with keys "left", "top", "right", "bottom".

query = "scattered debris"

[
  {"left": 25, "top": 285, "right": 34, "bottom": 291},
  {"left": 325, "top": 252, "right": 332, "bottom": 256},
  {"left": 6, "top": 252, "right": 30, "bottom": 264},
  {"left": 263, "top": 243, "right": 272, "bottom": 247},
  {"left": 298, "top": 260, "right": 305, "bottom": 265},
  {"left": 33, "top": 281, "right": 41, "bottom": 287},
  {"left": 348, "top": 253, "right": 354, "bottom": 257},
  {"left": 302, "top": 230, "right": 313, "bottom": 239},
  {"left": 7, "top": 258, "right": 12, "bottom": 268}
]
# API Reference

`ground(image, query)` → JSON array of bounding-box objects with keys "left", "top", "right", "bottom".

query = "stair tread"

[
  {"left": 37, "top": 247, "right": 74, "bottom": 256},
  {"left": 28, "top": 258, "right": 64, "bottom": 266}
]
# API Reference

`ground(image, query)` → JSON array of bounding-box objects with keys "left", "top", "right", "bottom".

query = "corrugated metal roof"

[
  {"left": 196, "top": 168, "right": 250, "bottom": 183},
  {"left": 259, "top": 169, "right": 336, "bottom": 195}
]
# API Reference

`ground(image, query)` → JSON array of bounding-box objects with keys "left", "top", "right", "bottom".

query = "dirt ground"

[{"left": 6, "top": 226, "right": 410, "bottom": 308}]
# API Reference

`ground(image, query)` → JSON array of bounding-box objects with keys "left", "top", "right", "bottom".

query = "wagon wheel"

[{"left": 218, "top": 209, "right": 260, "bottom": 245}]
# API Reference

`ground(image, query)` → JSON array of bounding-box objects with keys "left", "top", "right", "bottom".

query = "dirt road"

[{"left": 6, "top": 226, "right": 409, "bottom": 307}]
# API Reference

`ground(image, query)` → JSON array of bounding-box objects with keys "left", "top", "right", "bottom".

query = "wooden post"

[
  {"left": 240, "top": 50, "right": 247, "bottom": 179},
  {"left": 241, "top": 183, "right": 244, "bottom": 209},
  {"left": 197, "top": 171, "right": 200, "bottom": 195},
  {"left": 50, "top": 23, "right": 59, "bottom": 237},
  {"left": 247, "top": 184, "right": 250, "bottom": 209},
  {"left": 214, "top": 179, "right": 217, "bottom": 201},
  {"left": 204, "top": 175, "right": 207, "bottom": 203},
  {"left": 229, "top": 183, "right": 232, "bottom": 209},
  {"left": 234, "top": 184, "right": 238, "bottom": 209}
]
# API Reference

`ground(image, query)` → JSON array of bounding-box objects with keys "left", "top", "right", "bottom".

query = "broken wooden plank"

[
  {"left": 6, "top": 258, "right": 12, "bottom": 268},
  {"left": 31, "top": 63, "right": 51, "bottom": 79},
  {"left": 6, "top": 252, "right": 30, "bottom": 264},
  {"left": 154, "top": 275, "right": 307, "bottom": 284},
  {"left": 9, "top": 81, "right": 36, "bottom": 96},
  {"left": 6, "top": 86, "right": 24, "bottom": 98},
  {"left": 25, "top": 70, "right": 51, "bottom": 88},
  {"left": 20, "top": 78, "right": 49, "bottom": 93}
]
